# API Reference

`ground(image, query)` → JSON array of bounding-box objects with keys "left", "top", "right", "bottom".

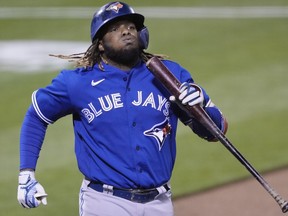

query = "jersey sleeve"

[
  {"left": 189, "top": 105, "right": 226, "bottom": 141},
  {"left": 20, "top": 71, "right": 74, "bottom": 170},
  {"left": 19, "top": 105, "right": 48, "bottom": 170},
  {"left": 32, "top": 71, "right": 73, "bottom": 124}
]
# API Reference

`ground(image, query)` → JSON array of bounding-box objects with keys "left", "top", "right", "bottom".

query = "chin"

[
  {"left": 104, "top": 43, "right": 141, "bottom": 64},
  {"left": 119, "top": 48, "right": 140, "bottom": 63}
]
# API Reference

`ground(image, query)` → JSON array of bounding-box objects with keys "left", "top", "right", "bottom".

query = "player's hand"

[
  {"left": 17, "top": 170, "right": 48, "bottom": 208},
  {"left": 170, "top": 82, "right": 204, "bottom": 107}
]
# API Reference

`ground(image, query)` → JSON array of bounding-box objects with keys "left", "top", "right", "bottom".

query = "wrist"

[
  {"left": 20, "top": 168, "right": 35, "bottom": 172},
  {"left": 19, "top": 170, "right": 36, "bottom": 184}
]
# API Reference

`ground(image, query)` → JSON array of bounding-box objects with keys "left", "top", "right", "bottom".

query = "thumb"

[
  {"left": 35, "top": 193, "right": 48, "bottom": 205},
  {"left": 41, "top": 196, "right": 48, "bottom": 205},
  {"left": 35, "top": 183, "right": 48, "bottom": 206}
]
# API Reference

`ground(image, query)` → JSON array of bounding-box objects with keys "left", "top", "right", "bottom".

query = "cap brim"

[{"left": 95, "top": 13, "right": 145, "bottom": 40}]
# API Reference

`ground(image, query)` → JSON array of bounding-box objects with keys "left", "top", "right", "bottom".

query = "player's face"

[
  {"left": 102, "top": 20, "right": 139, "bottom": 49},
  {"left": 99, "top": 19, "right": 141, "bottom": 66}
]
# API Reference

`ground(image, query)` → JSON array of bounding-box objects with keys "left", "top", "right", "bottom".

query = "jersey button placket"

[
  {"left": 123, "top": 76, "right": 131, "bottom": 91},
  {"left": 137, "top": 166, "right": 143, "bottom": 173},
  {"left": 131, "top": 122, "right": 142, "bottom": 174}
]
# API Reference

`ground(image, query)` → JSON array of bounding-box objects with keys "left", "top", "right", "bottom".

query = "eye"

[
  {"left": 110, "top": 27, "right": 118, "bottom": 32},
  {"left": 107, "top": 24, "right": 119, "bottom": 32},
  {"left": 128, "top": 25, "right": 136, "bottom": 31}
]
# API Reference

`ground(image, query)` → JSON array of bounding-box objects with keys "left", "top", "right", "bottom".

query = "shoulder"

[
  {"left": 161, "top": 59, "right": 182, "bottom": 69},
  {"left": 160, "top": 59, "right": 189, "bottom": 75},
  {"left": 57, "top": 65, "right": 102, "bottom": 80},
  {"left": 60, "top": 66, "right": 93, "bottom": 76},
  {"left": 47, "top": 67, "right": 95, "bottom": 90}
]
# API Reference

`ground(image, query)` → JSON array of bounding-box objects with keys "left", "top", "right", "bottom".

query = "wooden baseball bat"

[{"left": 146, "top": 56, "right": 288, "bottom": 213}]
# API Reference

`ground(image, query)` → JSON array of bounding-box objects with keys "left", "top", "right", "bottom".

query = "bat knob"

[{"left": 281, "top": 202, "right": 288, "bottom": 213}]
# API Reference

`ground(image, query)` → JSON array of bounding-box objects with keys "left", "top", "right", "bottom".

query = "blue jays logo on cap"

[
  {"left": 144, "top": 118, "right": 172, "bottom": 151},
  {"left": 106, "top": 2, "right": 123, "bottom": 13}
]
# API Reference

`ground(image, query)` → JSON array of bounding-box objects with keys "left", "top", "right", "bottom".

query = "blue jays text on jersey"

[
  {"left": 80, "top": 89, "right": 170, "bottom": 123},
  {"left": 20, "top": 59, "right": 223, "bottom": 189}
]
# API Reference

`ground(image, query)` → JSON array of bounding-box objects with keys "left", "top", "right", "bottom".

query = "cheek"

[{"left": 102, "top": 35, "right": 119, "bottom": 48}]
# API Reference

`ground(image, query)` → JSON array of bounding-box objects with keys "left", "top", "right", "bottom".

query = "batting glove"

[
  {"left": 17, "top": 170, "right": 48, "bottom": 208},
  {"left": 170, "top": 82, "right": 204, "bottom": 107}
]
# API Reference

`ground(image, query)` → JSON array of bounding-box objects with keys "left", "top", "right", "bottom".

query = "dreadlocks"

[
  {"left": 49, "top": 39, "right": 103, "bottom": 70},
  {"left": 50, "top": 40, "right": 166, "bottom": 71}
]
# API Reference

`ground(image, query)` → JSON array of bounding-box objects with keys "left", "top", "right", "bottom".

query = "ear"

[{"left": 98, "top": 40, "right": 104, "bottom": 51}]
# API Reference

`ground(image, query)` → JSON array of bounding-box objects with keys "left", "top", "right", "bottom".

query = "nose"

[{"left": 120, "top": 25, "right": 131, "bottom": 35}]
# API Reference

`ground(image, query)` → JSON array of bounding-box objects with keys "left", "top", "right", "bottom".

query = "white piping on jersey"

[{"left": 31, "top": 90, "right": 54, "bottom": 124}]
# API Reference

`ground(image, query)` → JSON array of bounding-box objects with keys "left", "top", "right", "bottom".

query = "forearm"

[
  {"left": 20, "top": 105, "right": 48, "bottom": 170},
  {"left": 187, "top": 106, "right": 228, "bottom": 141}
]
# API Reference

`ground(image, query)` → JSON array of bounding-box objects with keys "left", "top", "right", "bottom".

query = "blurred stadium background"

[{"left": 1, "top": 0, "right": 288, "bottom": 215}]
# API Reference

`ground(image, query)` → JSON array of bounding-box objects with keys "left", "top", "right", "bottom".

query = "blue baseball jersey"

[{"left": 27, "top": 60, "right": 213, "bottom": 189}]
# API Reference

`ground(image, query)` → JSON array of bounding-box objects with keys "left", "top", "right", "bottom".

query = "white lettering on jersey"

[
  {"left": 132, "top": 91, "right": 170, "bottom": 117},
  {"left": 157, "top": 95, "right": 167, "bottom": 111},
  {"left": 163, "top": 101, "right": 170, "bottom": 117},
  {"left": 98, "top": 93, "right": 124, "bottom": 111},
  {"left": 132, "top": 91, "right": 142, "bottom": 106},
  {"left": 81, "top": 108, "right": 95, "bottom": 123},
  {"left": 98, "top": 95, "right": 113, "bottom": 111},
  {"left": 82, "top": 91, "right": 170, "bottom": 123},
  {"left": 111, "top": 93, "right": 123, "bottom": 108},
  {"left": 88, "top": 102, "right": 102, "bottom": 117},
  {"left": 82, "top": 93, "right": 124, "bottom": 123},
  {"left": 142, "top": 92, "right": 156, "bottom": 109}
]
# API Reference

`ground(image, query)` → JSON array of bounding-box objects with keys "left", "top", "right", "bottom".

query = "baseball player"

[{"left": 17, "top": 2, "right": 228, "bottom": 216}]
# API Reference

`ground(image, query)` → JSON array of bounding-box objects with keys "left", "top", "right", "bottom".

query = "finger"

[
  {"left": 178, "top": 89, "right": 188, "bottom": 100},
  {"left": 188, "top": 97, "right": 202, "bottom": 106},
  {"left": 179, "top": 85, "right": 197, "bottom": 100},
  {"left": 182, "top": 92, "right": 200, "bottom": 104},
  {"left": 178, "top": 87, "right": 198, "bottom": 101},
  {"left": 179, "top": 84, "right": 189, "bottom": 93}
]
